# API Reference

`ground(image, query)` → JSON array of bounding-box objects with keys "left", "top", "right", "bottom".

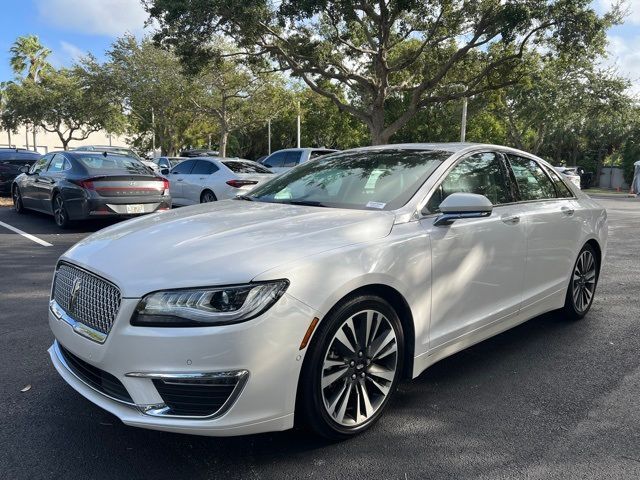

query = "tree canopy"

[{"left": 146, "top": 0, "right": 619, "bottom": 144}]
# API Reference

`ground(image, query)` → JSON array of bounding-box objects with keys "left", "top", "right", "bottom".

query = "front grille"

[
  {"left": 53, "top": 263, "right": 121, "bottom": 335},
  {"left": 59, "top": 344, "right": 133, "bottom": 403},
  {"left": 153, "top": 379, "right": 239, "bottom": 417}
]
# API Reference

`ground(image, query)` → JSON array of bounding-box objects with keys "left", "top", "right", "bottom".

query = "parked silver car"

[
  {"left": 168, "top": 157, "right": 273, "bottom": 205},
  {"left": 260, "top": 148, "right": 338, "bottom": 174}
]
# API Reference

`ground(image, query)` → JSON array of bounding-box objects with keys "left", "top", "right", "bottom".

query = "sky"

[{"left": 0, "top": 0, "right": 638, "bottom": 93}]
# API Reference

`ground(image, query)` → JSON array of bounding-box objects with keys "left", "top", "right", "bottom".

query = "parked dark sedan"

[
  {"left": 11, "top": 150, "right": 171, "bottom": 228},
  {"left": 0, "top": 148, "right": 41, "bottom": 195}
]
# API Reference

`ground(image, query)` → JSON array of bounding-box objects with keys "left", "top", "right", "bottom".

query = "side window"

[
  {"left": 284, "top": 151, "right": 303, "bottom": 167},
  {"left": 507, "top": 155, "right": 557, "bottom": 201},
  {"left": 546, "top": 167, "right": 573, "bottom": 198},
  {"left": 158, "top": 158, "right": 169, "bottom": 168},
  {"left": 171, "top": 159, "right": 195, "bottom": 174},
  {"left": 46, "top": 154, "right": 70, "bottom": 173},
  {"left": 191, "top": 160, "right": 219, "bottom": 175},
  {"left": 310, "top": 150, "right": 331, "bottom": 160},
  {"left": 427, "top": 152, "right": 511, "bottom": 213},
  {"left": 263, "top": 152, "right": 287, "bottom": 168},
  {"left": 30, "top": 155, "right": 50, "bottom": 174}
]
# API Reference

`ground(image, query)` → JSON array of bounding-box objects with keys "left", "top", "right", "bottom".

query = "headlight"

[{"left": 131, "top": 280, "right": 289, "bottom": 327}]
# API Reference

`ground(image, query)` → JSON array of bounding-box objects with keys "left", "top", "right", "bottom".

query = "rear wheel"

[
  {"left": 12, "top": 186, "right": 26, "bottom": 214},
  {"left": 564, "top": 244, "right": 599, "bottom": 320},
  {"left": 200, "top": 190, "right": 217, "bottom": 203},
  {"left": 53, "top": 194, "right": 71, "bottom": 229},
  {"left": 299, "top": 295, "right": 404, "bottom": 440}
]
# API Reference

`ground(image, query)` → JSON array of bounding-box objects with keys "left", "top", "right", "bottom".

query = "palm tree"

[
  {"left": 9, "top": 35, "right": 51, "bottom": 150},
  {"left": 9, "top": 35, "right": 51, "bottom": 83}
]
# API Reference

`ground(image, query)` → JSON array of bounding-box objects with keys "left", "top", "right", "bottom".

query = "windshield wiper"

[{"left": 286, "top": 200, "right": 329, "bottom": 208}]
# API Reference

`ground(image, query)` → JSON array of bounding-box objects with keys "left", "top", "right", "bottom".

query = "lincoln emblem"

[{"left": 69, "top": 278, "right": 82, "bottom": 313}]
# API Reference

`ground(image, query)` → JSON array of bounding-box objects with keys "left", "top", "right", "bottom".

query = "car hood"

[{"left": 62, "top": 200, "right": 395, "bottom": 297}]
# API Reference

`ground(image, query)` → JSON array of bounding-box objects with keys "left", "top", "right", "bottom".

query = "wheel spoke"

[
  {"left": 334, "top": 382, "right": 352, "bottom": 423},
  {"left": 368, "top": 376, "right": 390, "bottom": 396},
  {"left": 370, "top": 330, "right": 395, "bottom": 360},
  {"left": 325, "top": 379, "right": 348, "bottom": 416},
  {"left": 358, "top": 379, "right": 374, "bottom": 418},
  {"left": 322, "top": 366, "right": 349, "bottom": 389},
  {"left": 367, "top": 364, "right": 395, "bottom": 382},
  {"left": 334, "top": 327, "right": 356, "bottom": 354}
]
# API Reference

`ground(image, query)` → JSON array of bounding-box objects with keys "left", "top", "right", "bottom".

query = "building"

[{"left": 0, "top": 124, "right": 130, "bottom": 154}]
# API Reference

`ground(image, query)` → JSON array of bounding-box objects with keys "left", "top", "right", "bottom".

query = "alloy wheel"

[
  {"left": 54, "top": 196, "right": 66, "bottom": 226},
  {"left": 13, "top": 187, "right": 22, "bottom": 212},
  {"left": 572, "top": 249, "right": 597, "bottom": 313},
  {"left": 320, "top": 309, "right": 398, "bottom": 427},
  {"left": 201, "top": 191, "right": 216, "bottom": 203}
]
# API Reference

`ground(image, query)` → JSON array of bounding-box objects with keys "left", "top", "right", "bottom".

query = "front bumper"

[{"left": 48, "top": 293, "right": 319, "bottom": 436}]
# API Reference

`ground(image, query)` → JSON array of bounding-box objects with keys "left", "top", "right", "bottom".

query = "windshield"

[
  {"left": 223, "top": 160, "right": 272, "bottom": 174},
  {"left": 75, "top": 153, "right": 151, "bottom": 175},
  {"left": 247, "top": 149, "right": 448, "bottom": 210}
]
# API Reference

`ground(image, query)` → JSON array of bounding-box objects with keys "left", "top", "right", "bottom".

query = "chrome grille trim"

[{"left": 52, "top": 262, "right": 121, "bottom": 339}]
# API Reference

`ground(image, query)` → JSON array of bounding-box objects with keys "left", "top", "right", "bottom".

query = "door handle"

[
  {"left": 561, "top": 207, "right": 575, "bottom": 216},
  {"left": 501, "top": 215, "right": 520, "bottom": 225},
  {"left": 176, "top": 179, "right": 183, "bottom": 182},
  {"left": 199, "top": 177, "right": 206, "bottom": 180}
]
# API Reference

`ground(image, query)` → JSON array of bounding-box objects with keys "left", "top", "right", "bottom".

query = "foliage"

[
  {"left": 9, "top": 34, "right": 51, "bottom": 82},
  {"left": 146, "top": 0, "right": 618, "bottom": 144},
  {"left": 1, "top": 68, "right": 124, "bottom": 149}
]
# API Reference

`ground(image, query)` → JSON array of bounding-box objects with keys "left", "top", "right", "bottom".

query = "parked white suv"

[{"left": 261, "top": 148, "right": 338, "bottom": 174}]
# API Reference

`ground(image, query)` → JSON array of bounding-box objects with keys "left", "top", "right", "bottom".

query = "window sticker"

[{"left": 366, "top": 201, "right": 386, "bottom": 209}]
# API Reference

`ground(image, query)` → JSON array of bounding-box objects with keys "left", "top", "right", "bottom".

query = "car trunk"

[{"left": 84, "top": 175, "right": 167, "bottom": 197}]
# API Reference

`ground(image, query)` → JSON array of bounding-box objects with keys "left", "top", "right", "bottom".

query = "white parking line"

[{"left": 0, "top": 221, "right": 53, "bottom": 247}]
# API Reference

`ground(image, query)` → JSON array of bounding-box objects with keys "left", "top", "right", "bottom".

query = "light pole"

[
  {"left": 296, "top": 100, "right": 301, "bottom": 148},
  {"left": 267, "top": 119, "right": 271, "bottom": 155},
  {"left": 460, "top": 95, "right": 468, "bottom": 142}
]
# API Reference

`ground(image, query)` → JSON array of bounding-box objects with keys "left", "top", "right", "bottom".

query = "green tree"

[
  {"left": 9, "top": 34, "right": 51, "bottom": 82},
  {"left": 98, "top": 36, "right": 198, "bottom": 155},
  {"left": 2, "top": 68, "right": 123, "bottom": 150},
  {"left": 146, "top": 0, "right": 617, "bottom": 145}
]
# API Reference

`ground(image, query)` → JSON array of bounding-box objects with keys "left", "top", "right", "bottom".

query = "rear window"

[
  {"left": 310, "top": 150, "right": 336, "bottom": 160},
  {"left": 74, "top": 154, "right": 149, "bottom": 174},
  {"left": 223, "top": 161, "right": 272, "bottom": 174}
]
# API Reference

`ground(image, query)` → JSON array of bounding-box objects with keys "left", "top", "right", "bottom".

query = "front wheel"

[
  {"left": 563, "top": 244, "right": 599, "bottom": 320},
  {"left": 13, "top": 186, "right": 26, "bottom": 214},
  {"left": 299, "top": 295, "right": 404, "bottom": 439}
]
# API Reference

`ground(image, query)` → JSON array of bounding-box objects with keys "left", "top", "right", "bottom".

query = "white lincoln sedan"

[{"left": 48, "top": 143, "right": 607, "bottom": 439}]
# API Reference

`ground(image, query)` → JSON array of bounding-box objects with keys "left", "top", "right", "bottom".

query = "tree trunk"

[
  {"left": 7, "top": 130, "right": 11, "bottom": 148},
  {"left": 32, "top": 125, "right": 37, "bottom": 152},
  {"left": 62, "top": 138, "right": 70, "bottom": 150},
  {"left": 219, "top": 130, "right": 229, "bottom": 157}
]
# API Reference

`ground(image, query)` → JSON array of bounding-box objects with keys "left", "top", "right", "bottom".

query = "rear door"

[
  {"left": 168, "top": 159, "right": 196, "bottom": 204},
  {"left": 422, "top": 151, "right": 527, "bottom": 348},
  {"left": 505, "top": 154, "right": 583, "bottom": 314},
  {"left": 183, "top": 160, "right": 219, "bottom": 203}
]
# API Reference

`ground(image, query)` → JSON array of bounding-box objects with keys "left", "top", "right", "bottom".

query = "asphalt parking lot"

[{"left": 1, "top": 197, "right": 639, "bottom": 480}]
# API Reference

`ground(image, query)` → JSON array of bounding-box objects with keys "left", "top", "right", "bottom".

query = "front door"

[
  {"left": 168, "top": 159, "right": 196, "bottom": 204},
  {"left": 421, "top": 151, "right": 527, "bottom": 349},
  {"left": 21, "top": 155, "right": 51, "bottom": 209}
]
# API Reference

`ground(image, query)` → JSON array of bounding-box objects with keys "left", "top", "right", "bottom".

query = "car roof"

[
  {"left": 0, "top": 148, "right": 41, "bottom": 159},
  {"left": 270, "top": 148, "right": 339, "bottom": 153}
]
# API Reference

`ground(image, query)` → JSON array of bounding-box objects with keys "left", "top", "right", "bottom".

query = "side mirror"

[
  {"left": 161, "top": 168, "right": 169, "bottom": 175},
  {"left": 433, "top": 192, "right": 493, "bottom": 226},
  {"left": 19, "top": 165, "right": 30, "bottom": 174}
]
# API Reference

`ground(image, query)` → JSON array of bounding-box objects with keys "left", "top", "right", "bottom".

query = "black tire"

[
  {"left": 200, "top": 190, "right": 217, "bottom": 203},
  {"left": 563, "top": 243, "right": 600, "bottom": 320},
  {"left": 12, "top": 186, "right": 26, "bottom": 214},
  {"left": 299, "top": 294, "right": 404, "bottom": 440},
  {"left": 52, "top": 194, "right": 71, "bottom": 229}
]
